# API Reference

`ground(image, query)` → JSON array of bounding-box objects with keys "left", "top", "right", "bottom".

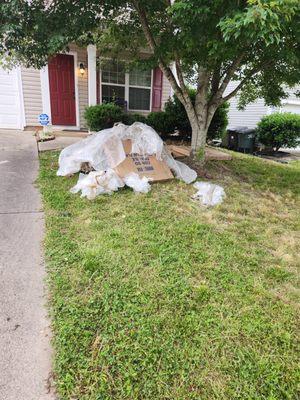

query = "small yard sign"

[{"left": 38, "top": 113, "right": 50, "bottom": 126}]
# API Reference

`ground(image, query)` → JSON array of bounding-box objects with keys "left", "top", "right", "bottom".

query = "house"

[
  {"left": 0, "top": 44, "right": 172, "bottom": 131},
  {"left": 227, "top": 82, "right": 300, "bottom": 129}
]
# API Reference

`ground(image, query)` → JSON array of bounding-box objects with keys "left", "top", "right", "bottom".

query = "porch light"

[{"left": 79, "top": 62, "right": 85, "bottom": 76}]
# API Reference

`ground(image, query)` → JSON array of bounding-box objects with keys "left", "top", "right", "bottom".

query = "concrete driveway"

[{"left": 0, "top": 130, "right": 55, "bottom": 399}]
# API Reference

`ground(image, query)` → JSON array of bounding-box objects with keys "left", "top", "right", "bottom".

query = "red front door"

[{"left": 48, "top": 54, "right": 76, "bottom": 126}]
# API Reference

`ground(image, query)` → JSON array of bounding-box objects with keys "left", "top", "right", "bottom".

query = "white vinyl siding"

[
  {"left": 161, "top": 74, "right": 172, "bottom": 110},
  {"left": 282, "top": 104, "right": 300, "bottom": 113},
  {"left": 228, "top": 97, "right": 268, "bottom": 129},
  {"left": 226, "top": 82, "right": 300, "bottom": 129},
  {"left": 280, "top": 85, "right": 300, "bottom": 114},
  {"left": 226, "top": 81, "right": 269, "bottom": 129},
  {"left": 21, "top": 67, "right": 43, "bottom": 126}
]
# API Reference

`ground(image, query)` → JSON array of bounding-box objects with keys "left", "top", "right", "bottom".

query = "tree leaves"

[{"left": 0, "top": 0, "right": 299, "bottom": 129}]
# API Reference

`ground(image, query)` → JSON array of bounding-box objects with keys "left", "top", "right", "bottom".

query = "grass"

[{"left": 38, "top": 152, "right": 300, "bottom": 400}]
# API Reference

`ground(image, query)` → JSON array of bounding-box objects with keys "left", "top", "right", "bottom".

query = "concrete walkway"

[
  {"left": 0, "top": 130, "right": 55, "bottom": 399},
  {"left": 38, "top": 135, "right": 82, "bottom": 152},
  {"left": 38, "top": 129, "right": 88, "bottom": 152}
]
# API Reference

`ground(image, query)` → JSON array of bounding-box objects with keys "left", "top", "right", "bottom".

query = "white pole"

[{"left": 87, "top": 44, "right": 97, "bottom": 106}]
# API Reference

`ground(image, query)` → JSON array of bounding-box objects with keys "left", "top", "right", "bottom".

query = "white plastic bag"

[
  {"left": 70, "top": 170, "right": 151, "bottom": 199},
  {"left": 123, "top": 172, "right": 151, "bottom": 193},
  {"left": 192, "top": 181, "right": 225, "bottom": 206},
  {"left": 70, "top": 169, "right": 124, "bottom": 200}
]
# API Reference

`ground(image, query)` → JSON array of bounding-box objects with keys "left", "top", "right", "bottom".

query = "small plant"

[
  {"left": 257, "top": 112, "right": 300, "bottom": 152},
  {"left": 84, "top": 103, "right": 124, "bottom": 131},
  {"left": 147, "top": 111, "right": 175, "bottom": 136}
]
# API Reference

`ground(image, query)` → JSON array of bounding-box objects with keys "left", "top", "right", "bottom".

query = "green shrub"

[
  {"left": 164, "top": 89, "right": 229, "bottom": 141},
  {"left": 84, "top": 103, "right": 124, "bottom": 131},
  {"left": 147, "top": 111, "right": 175, "bottom": 136},
  {"left": 257, "top": 112, "right": 300, "bottom": 151},
  {"left": 122, "top": 113, "right": 147, "bottom": 125}
]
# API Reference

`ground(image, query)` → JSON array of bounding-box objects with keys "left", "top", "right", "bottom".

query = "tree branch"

[
  {"left": 174, "top": 56, "right": 192, "bottom": 105},
  {"left": 221, "top": 76, "right": 252, "bottom": 102},
  {"left": 221, "top": 81, "right": 245, "bottom": 102},
  {"left": 207, "top": 53, "right": 246, "bottom": 108},
  {"left": 175, "top": 58, "right": 185, "bottom": 91},
  {"left": 195, "top": 67, "right": 210, "bottom": 115},
  {"left": 133, "top": 0, "right": 208, "bottom": 149},
  {"left": 221, "top": 65, "right": 265, "bottom": 103},
  {"left": 218, "top": 53, "right": 245, "bottom": 96},
  {"left": 132, "top": 0, "right": 186, "bottom": 105},
  {"left": 211, "top": 65, "right": 221, "bottom": 95}
]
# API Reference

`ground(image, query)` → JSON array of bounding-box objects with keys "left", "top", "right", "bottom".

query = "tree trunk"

[
  {"left": 190, "top": 122, "right": 208, "bottom": 158},
  {"left": 184, "top": 103, "right": 216, "bottom": 162}
]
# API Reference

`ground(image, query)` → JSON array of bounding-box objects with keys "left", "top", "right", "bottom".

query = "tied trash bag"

[{"left": 192, "top": 181, "right": 225, "bottom": 206}]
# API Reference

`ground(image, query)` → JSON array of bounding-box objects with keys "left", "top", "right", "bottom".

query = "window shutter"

[
  {"left": 151, "top": 67, "right": 163, "bottom": 112},
  {"left": 96, "top": 71, "right": 100, "bottom": 104}
]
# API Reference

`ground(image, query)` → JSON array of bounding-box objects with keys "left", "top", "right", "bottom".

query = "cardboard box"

[
  {"left": 167, "top": 144, "right": 191, "bottom": 158},
  {"left": 115, "top": 139, "right": 174, "bottom": 182},
  {"left": 168, "top": 144, "right": 232, "bottom": 161}
]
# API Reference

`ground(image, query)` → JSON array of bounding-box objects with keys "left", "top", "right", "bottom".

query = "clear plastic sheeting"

[
  {"left": 57, "top": 126, "right": 126, "bottom": 176},
  {"left": 123, "top": 173, "right": 151, "bottom": 194},
  {"left": 57, "top": 123, "right": 165, "bottom": 177},
  {"left": 57, "top": 122, "right": 197, "bottom": 198},
  {"left": 164, "top": 156, "right": 197, "bottom": 184},
  {"left": 192, "top": 181, "right": 226, "bottom": 206}
]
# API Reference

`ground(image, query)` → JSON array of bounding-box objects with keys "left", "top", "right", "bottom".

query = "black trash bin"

[
  {"left": 226, "top": 130, "right": 239, "bottom": 151},
  {"left": 237, "top": 128, "right": 256, "bottom": 153}
]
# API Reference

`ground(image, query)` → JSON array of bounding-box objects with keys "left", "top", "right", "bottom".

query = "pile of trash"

[
  {"left": 57, "top": 122, "right": 197, "bottom": 199},
  {"left": 57, "top": 122, "right": 226, "bottom": 206}
]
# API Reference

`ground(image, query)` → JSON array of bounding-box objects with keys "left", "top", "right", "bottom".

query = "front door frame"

[{"left": 40, "top": 51, "right": 80, "bottom": 130}]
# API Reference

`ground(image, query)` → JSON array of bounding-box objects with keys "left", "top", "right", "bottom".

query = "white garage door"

[{"left": 0, "top": 67, "right": 23, "bottom": 129}]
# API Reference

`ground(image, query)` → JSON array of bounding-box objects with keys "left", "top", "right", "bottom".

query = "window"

[
  {"left": 100, "top": 60, "right": 152, "bottom": 111},
  {"left": 101, "top": 60, "right": 125, "bottom": 85},
  {"left": 101, "top": 60, "right": 126, "bottom": 103},
  {"left": 128, "top": 67, "right": 151, "bottom": 111},
  {"left": 129, "top": 68, "right": 151, "bottom": 87},
  {"left": 129, "top": 88, "right": 151, "bottom": 110},
  {"left": 101, "top": 85, "right": 125, "bottom": 104}
]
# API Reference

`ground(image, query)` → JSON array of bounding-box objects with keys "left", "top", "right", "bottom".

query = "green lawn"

[{"left": 39, "top": 152, "right": 300, "bottom": 400}]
